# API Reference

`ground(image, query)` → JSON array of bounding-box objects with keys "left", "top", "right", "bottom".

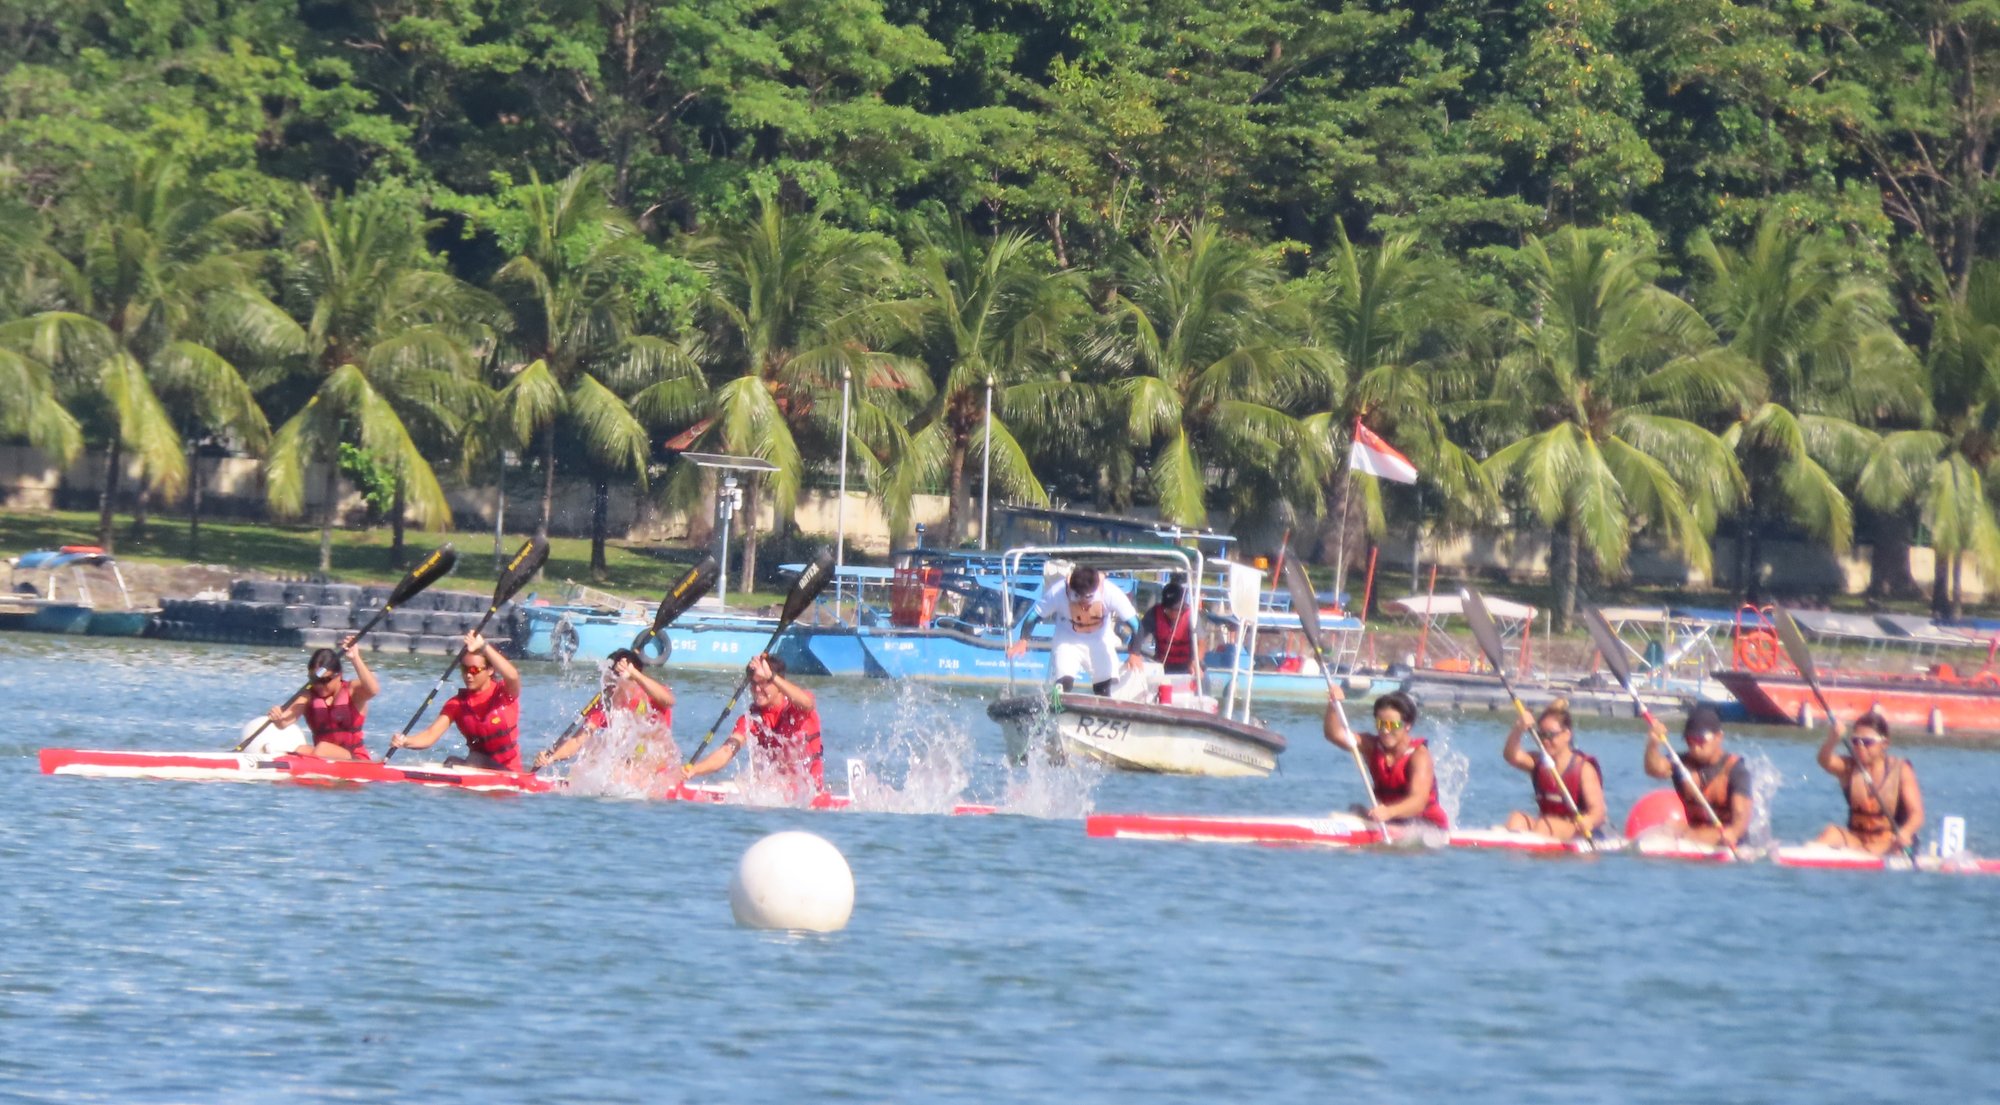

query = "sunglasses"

[
  {"left": 313, "top": 670, "right": 340, "bottom": 682},
  {"left": 1376, "top": 717, "right": 1405, "bottom": 732},
  {"left": 1685, "top": 731, "right": 1719, "bottom": 745},
  {"left": 1851, "top": 735, "right": 1885, "bottom": 747},
  {"left": 462, "top": 665, "right": 490, "bottom": 677},
  {"left": 1536, "top": 727, "right": 1567, "bottom": 740}
]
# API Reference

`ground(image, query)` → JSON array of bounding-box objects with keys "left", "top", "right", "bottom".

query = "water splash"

[
  {"left": 841, "top": 681, "right": 975, "bottom": 814},
  {"left": 1429, "top": 724, "right": 1471, "bottom": 828},
  {"left": 992, "top": 700, "right": 1104, "bottom": 819},
  {"left": 1742, "top": 750, "right": 1785, "bottom": 848},
  {"left": 561, "top": 709, "right": 682, "bottom": 800}
]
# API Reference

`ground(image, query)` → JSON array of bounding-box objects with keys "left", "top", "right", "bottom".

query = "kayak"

[
  {"left": 1083, "top": 811, "right": 1607, "bottom": 855},
  {"left": 1631, "top": 833, "right": 2000, "bottom": 874},
  {"left": 37, "top": 747, "right": 998, "bottom": 814}
]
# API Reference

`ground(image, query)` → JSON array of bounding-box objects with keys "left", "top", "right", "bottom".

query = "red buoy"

[{"left": 1623, "top": 787, "right": 1685, "bottom": 840}]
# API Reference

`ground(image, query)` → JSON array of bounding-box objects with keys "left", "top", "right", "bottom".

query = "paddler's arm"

[
  {"left": 1814, "top": 725, "right": 1850, "bottom": 776},
  {"left": 1721, "top": 773, "right": 1753, "bottom": 847},
  {"left": 1642, "top": 722, "right": 1675, "bottom": 779},
  {"left": 536, "top": 730, "right": 588, "bottom": 768},
  {"left": 344, "top": 636, "right": 380, "bottom": 709},
  {"left": 1321, "top": 690, "right": 1357, "bottom": 752},
  {"left": 268, "top": 691, "right": 311, "bottom": 726},
  {"left": 630, "top": 669, "right": 675, "bottom": 713},
  {"left": 1578, "top": 760, "right": 1608, "bottom": 832},
  {"left": 762, "top": 663, "right": 814, "bottom": 712},
  {"left": 467, "top": 631, "right": 521, "bottom": 698},
  {"left": 1897, "top": 763, "right": 1925, "bottom": 847},
  {"left": 391, "top": 711, "right": 454, "bottom": 751},
  {"left": 1370, "top": 745, "right": 1435, "bottom": 822},
  {"left": 682, "top": 721, "right": 746, "bottom": 780},
  {"left": 1500, "top": 715, "right": 1535, "bottom": 772}
]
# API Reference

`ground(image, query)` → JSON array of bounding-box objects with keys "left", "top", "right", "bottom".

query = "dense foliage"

[{"left": 0, "top": 0, "right": 1995, "bottom": 617}]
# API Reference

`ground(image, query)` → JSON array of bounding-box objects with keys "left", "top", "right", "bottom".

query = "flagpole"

[{"left": 1330, "top": 418, "right": 1358, "bottom": 614}]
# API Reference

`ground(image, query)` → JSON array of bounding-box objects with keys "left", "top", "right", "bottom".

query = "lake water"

[{"left": 2, "top": 634, "right": 1996, "bottom": 1103}]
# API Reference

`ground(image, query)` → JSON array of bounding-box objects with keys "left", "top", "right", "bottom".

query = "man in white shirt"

[{"left": 1007, "top": 565, "right": 1143, "bottom": 694}]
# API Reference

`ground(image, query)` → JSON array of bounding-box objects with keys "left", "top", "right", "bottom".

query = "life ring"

[
  {"left": 638, "top": 629, "right": 672, "bottom": 663},
  {"left": 1735, "top": 628, "right": 1779, "bottom": 673}
]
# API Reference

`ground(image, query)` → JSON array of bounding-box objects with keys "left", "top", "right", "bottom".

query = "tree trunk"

[
  {"left": 1932, "top": 550, "right": 1952, "bottom": 620},
  {"left": 129, "top": 485, "right": 151, "bottom": 543},
  {"left": 1551, "top": 517, "right": 1579, "bottom": 632},
  {"left": 740, "top": 471, "right": 760, "bottom": 595},
  {"left": 95, "top": 438, "right": 123, "bottom": 552},
  {"left": 1741, "top": 515, "right": 1763, "bottom": 603},
  {"left": 1950, "top": 551, "right": 1964, "bottom": 621},
  {"left": 537, "top": 422, "right": 557, "bottom": 543},
  {"left": 493, "top": 453, "right": 508, "bottom": 575},
  {"left": 590, "top": 470, "right": 610, "bottom": 582},
  {"left": 1861, "top": 506, "right": 1919, "bottom": 599},
  {"left": 318, "top": 456, "right": 339, "bottom": 575},
  {"left": 390, "top": 473, "right": 407, "bottom": 568},
  {"left": 187, "top": 443, "right": 203, "bottom": 560},
  {"left": 945, "top": 437, "right": 969, "bottom": 546}
]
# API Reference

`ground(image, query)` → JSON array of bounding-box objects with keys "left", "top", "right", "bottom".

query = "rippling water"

[{"left": 3, "top": 634, "right": 1997, "bottom": 1103}]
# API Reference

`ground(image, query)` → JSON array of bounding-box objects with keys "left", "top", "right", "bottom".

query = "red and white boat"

[{"left": 1084, "top": 810, "right": 1607, "bottom": 855}]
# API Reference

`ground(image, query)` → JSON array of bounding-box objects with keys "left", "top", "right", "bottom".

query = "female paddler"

[
  {"left": 266, "top": 635, "right": 379, "bottom": 759},
  {"left": 1322, "top": 689, "right": 1449, "bottom": 830},
  {"left": 533, "top": 648, "right": 677, "bottom": 769},
  {"left": 1811, "top": 711, "right": 1925, "bottom": 855},
  {"left": 391, "top": 630, "right": 525, "bottom": 771},
  {"left": 1499, "top": 699, "right": 1606, "bottom": 841}
]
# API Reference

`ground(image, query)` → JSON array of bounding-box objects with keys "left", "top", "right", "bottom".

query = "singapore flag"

[{"left": 1348, "top": 423, "right": 1418, "bottom": 483}]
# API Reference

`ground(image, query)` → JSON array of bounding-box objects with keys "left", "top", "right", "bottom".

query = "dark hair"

[
  {"left": 1068, "top": 565, "right": 1101, "bottom": 595},
  {"left": 1683, "top": 704, "right": 1724, "bottom": 739},
  {"left": 607, "top": 647, "right": 645, "bottom": 671},
  {"left": 755, "top": 653, "right": 789, "bottom": 678},
  {"left": 1852, "top": 711, "right": 1890, "bottom": 740},
  {"left": 1373, "top": 691, "right": 1418, "bottom": 727},
  {"left": 1160, "top": 579, "right": 1186, "bottom": 607},
  {"left": 308, "top": 648, "right": 342, "bottom": 677},
  {"left": 1537, "top": 698, "right": 1573, "bottom": 733}
]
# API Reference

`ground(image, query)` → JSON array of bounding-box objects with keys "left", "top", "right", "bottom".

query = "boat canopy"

[
  {"left": 1383, "top": 593, "right": 1536, "bottom": 621},
  {"left": 13, "top": 548, "right": 117, "bottom": 571}
]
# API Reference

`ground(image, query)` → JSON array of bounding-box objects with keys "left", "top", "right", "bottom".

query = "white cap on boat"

[{"left": 729, "top": 830, "right": 855, "bottom": 932}]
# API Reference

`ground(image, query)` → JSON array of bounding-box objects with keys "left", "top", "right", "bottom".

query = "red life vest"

[
  {"left": 1146, "top": 603, "right": 1195, "bottom": 669},
  {"left": 1844, "top": 757, "right": 1906, "bottom": 839},
  {"left": 587, "top": 685, "right": 670, "bottom": 731},
  {"left": 303, "top": 680, "right": 369, "bottom": 758},
  {"left": 1368, "top": 736, "right": 1449, "bottom": 829},
  {"left": 1533, "top": 749, "right": 1599, "bottom": 819},
  {"left": 443, "top": 684, "right": 521, "bottom": 771},
  {"left": 1678, "top": 753, "right": 1741, "bottom": 828},
  {"left": 733, "top": 701, "right": 824, "bottom": 790}
]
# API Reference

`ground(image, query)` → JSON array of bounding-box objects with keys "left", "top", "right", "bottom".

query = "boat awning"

[
  {"left": 1788, "top": 609, "right": 1900, "bottom": 643},
  {"left": 1384, "top": 593, "right": 1536, "bottom": 621},
  {"left": 1597, "top": 605, "right": 1670, "bottom": 624},
  {"left": 1875, "top": 613, "right": 1990, "bottom": 647},
  {"left": 12, "top": 549, "right": 116, "bottom": 571},
  {"left": 1669, "top": 606, "right": 1740, "bottom": 626}
]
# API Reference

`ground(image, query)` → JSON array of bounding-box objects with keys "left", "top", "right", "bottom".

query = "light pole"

[
  {"left": 836, "top": 365, "right": 852, "bottom": 571},
  {"left": 717, "top": 473, "right": 740, "bottom": 610},
  {"left": 980, "top": 374, "right": 994, "bottom": 550}
]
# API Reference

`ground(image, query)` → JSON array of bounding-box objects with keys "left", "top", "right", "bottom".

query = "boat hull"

[
  {"left": 515, "top": 606, "right": 832, "bottom": 673},
  {"left": 0, "top": 602, "right": 94, "bottom": 634},
  {"left": 1711, "top": 669, "right": 2000, "bottom": 734},
  {"left": 1084, "top": 811, "right": 1602, "bottom": 853},
  {"left": 85, "top": 609, "right": 156, "bottom": 637},
  {"left": 987, "top": 693, "right": 1286, "bottom": 778}
]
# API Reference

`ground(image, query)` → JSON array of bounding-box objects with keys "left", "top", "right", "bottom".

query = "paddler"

[
  {"left": 390, "top": 630, "right": 524, "bottom": 771},
  {"left": 682, "top": 653, "right": 824, "bottom": 793},
  {"left": 1005, "top": 564, "right": 1144, "bottom": 694},
  {"left": 266, "top": 636, "right": 379, "bottom": 760},
  {"left": 1811, "top": 711, "right": 1925, "bottom": 855},
  {"left": 1499, "top": 698, "right": 1605, "bottom": 841},
  {"left": 531, "top": 648, "right": 676, "bottom": 769},
  {"left": 1643, "top": 704, "right": 1754, "bottom": 849},
  {"left": 1137, "top": 575, "right": 1201, "bottom": 678},
  {"left": 1323, "top": 689, "right": 1450, "bottom": 829}
]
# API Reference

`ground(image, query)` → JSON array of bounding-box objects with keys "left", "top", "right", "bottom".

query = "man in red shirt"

[
  {"left": 391, "top": 630, "right": 525, "bottom": 771},
  {"left": 683, "top": 653, "right": 823, "bottom": 792}
]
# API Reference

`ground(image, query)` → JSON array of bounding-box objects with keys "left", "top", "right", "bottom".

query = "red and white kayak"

[
  {"left": 1631, "top": 833, "right": 2000, "bottom": 874},
  {"left": 1084, "top": 811, "right": 1607, "bottom": 854}
]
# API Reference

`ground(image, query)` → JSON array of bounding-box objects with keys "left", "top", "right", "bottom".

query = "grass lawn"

[{"left": 0, "top": 509, "right": 786, "bottom": 608}]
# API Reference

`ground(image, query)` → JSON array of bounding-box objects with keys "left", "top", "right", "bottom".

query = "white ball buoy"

[
  {"left": 729, "top": 831, "right": 854, "bottom": 932},
  {"left": 238, "top": 716, "right": 309, "bottom": 756}
]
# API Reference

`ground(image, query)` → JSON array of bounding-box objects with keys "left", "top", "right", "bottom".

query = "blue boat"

[
  {"left": 1, "top": 548, "right": 156, "bottom": 636},
  {"left": 514, "top": 597, "right": 839, "bottom": 674}
]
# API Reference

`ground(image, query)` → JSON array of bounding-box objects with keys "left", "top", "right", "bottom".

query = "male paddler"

[
  {"left": 1323, "top": 689, "right": 1449, "bottom": 829},
  {"left": 1811, "top": 711, "right": 1925, "bottom": 855},
  {"left": 390, "top": 630, "right": 525, "bottom": 771},
  {"left": 266, "top": 635, "right": 379, "bottom": 760},
  {"left": 1644, "top": 704, "right": 1754, "bottom": 849},
  {"left": 533, "top": 648, "right": 676, "bottom": 769},
  {"left": 1005, "top": 565, "right": 1144, "bottom": 694},
  {"left": 683, "top": 653, "right": 824, "bottom": 794}
]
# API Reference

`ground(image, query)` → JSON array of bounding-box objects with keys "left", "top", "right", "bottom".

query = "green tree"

[
  {"left": 887, "top": 225, "right": 1075, "bottom": 543},
  {"left": 0, "top": 195, "right": 83, "bottom": 464},
  {"left": 1479, "top": 228, "right": 1749, "bottom": 628},
  {"left": 486, "top": 166, "right": 703, "bottom": 578},
  {"left": 1696, "top": 215, "right": 1919, "bottom": 598},
  {"left": 1088, "top": 221, "right": 1330, "bottom": 526},
  {"left": 267, "top": 186, "right": 491, "bottom": 573}
]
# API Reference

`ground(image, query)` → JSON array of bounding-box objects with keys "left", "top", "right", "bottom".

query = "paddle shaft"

[
  {"left": 237, "top": 600, "right": 402, "bottom": 752},
  {"left": 1494, "top": 675, "right": 1595, "bottom": 852},
  {"left": 1794, "top": 669, "right": 1917, "bottom": 862},
  {"left": 1617, "top": 686, "right": 1739, "bottom": 859},
  {"left": 1278, "top": 560, "right": 1384, "bottom": 837},
  {"left": 682, "top": 622, "right": 791, "bottom": 767}
]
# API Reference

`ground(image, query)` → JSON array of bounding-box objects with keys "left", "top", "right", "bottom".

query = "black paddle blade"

[
  {"left": 388, "top": 543, "right": 458, "bottom": 607},
  {"left": 1460, "top": 587, "right": 1508, "bottom": 675},
  {"left": 779, "top": 547, "right": 837, "bottom": 624},
  {"left": 653, "top": 555, "right": 720, "bottom": 633},
  {"left": 1771, "top": 605, "right": 1819, "bottom": 686},
  {"left": 1579, "top": 606, "right": 1634, "bottom": 688},
  {"left": 1282, "top": 557, "right": 1327, "bottom": 658},
  {"left": 492, "top": 536, "right": 550, "bottom": 606}
]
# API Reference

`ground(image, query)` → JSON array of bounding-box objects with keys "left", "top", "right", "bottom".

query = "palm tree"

[
  {"left": 0, "top": 198, "right": 83, "bottom": 466},
  {"left": 1858, "top": 260, "right": 2000, "bottom": 618},
  {"left": 1479, "top": 228, "right": 1750, "bottom": 629},
  {"left": 1088, "top": 221, "right": 1332, "bottom": 526},
  {"left": 267, "top": 186, "right": 492, "bottom": 573},
  {"left": 16, "top": 157, "right": 277, "bottom": 552},
  {"left": 684, "top": 200, "right": 923, "bottom": 591},
  {"left": 1694, "top": 216, "right": 1919, "bottom": 599},
  {"left": 1301, "top": 222, "right": 1491, "bottom": 573},
  {"left": 886, "top": 224, "right": 1076, "bottom": 542},
  {"left": 488, "top": 166, "right": 703, "bottom": 578}
]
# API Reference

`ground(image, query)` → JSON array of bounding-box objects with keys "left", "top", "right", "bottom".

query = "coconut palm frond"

[
  {"left": 0, "top": 346, "right": 83, "bottom": 461},
  {"left": 1856, "top": 430, "right": 1948, "bottom": 510},
  {"left": 567, "top": 373, "right": 652, "bottom": 481},
  {"left": 1151, "top": 429, "right": 1206, "bottom": 525},
  {"left": 155, "top": 340, "right": 271, "bottom": 450}
]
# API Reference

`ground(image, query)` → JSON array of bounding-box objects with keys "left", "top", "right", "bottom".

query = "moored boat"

[{"left": 1, "top": 548, "right": 156, "bottom": 636}]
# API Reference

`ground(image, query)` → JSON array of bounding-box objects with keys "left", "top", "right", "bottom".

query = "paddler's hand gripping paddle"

[
  {"left": 681, "top": 548, "right": 836, "bottom": 770},
  {"left": 385, "top": 536, "right": 548, "bottom": 762},
  {"left": 237, "top": 543, "right": 458, "bottom": 752}
]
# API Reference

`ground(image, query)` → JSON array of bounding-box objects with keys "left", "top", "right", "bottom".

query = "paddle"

[
  {"left": 533, "top": 555, "right": 720, "bottom": 768},
  {"left": 681, "top": 547, "right": 836, "bottom": 769},
  {"left": 1461, "top": 587, "right": 1594, "bottom": 851},
  {"left": 236, "top": 543, "right": 459, "bottom": 752},
  {"left": 1771, "top": 605, "right": 1916, "bottom": 863},
  {"left": 1281, "top": 557, "right": 1385, "bottom": 840},
  {"left": 383, "top": 535, "right": 549, "bottom": 762},
  {"left": 1579, "top": 605, "right": 1736, "bottom": 860}
]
